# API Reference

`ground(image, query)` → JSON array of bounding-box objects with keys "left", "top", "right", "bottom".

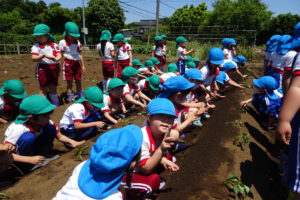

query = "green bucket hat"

[
  {"left": 63, "top": 22, "right": 80, "bottom": 38},
  {"left": 154, "top": 36, "right": 163, "bottom": 41},
  {"left": 186, "top": 61, "right": 196, "bottom": 68},
  {"left": 76, "top": 86, "right": 105, "bottom": 108},
  {"left": 0, "top": 80, "right": 27, "bottom": 99},
  {"left": 167, "top": 63, "right": 178, "bottom": 72},
  {"left": 100, "top": 30, "right": 111, "bottom": 41},
  {"left": 108, "top": 78, "right": 125, "bottom": 90},
  {"left": 112, "top": 33, "right": 125, "bottom": 42},
  {"left": 150, "top": 57, "right": 160, "bottom": 65},
  {"left": 145, "top": 60, "right": 154, "bottom": 68},
  {"left": 146, "top": 75, "right": 161, "bottom": 91},
  {"left": 186, "top": 56, "right": 193, "bottom": 62},
  {"left": 161, "top": 34, "right": 167, "bottom": 39},
  {"left": 15, "top": 95, "right": 56, "bottom": 124},
  {"left": 33, "top": 24, "right": 50, "bottom": 36},
  {"left": 132, "top": 59, "right": 142, "bottom": 66},
  {"left": 122, "top": 67, "right": 139, "bottom": 83},
  {"left": 193, "top": 57, "right": 200, "bottom": 62},
  {"left": 175, "top": 36, "right": 187, "bottom": 43}
]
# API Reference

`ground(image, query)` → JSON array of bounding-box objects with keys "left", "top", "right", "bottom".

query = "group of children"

[{"left": 3, "top": 20, "right": 300, "bottom": 200}]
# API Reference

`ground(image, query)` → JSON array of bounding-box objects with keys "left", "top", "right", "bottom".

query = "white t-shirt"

[
  {"left": 0, "top": 95, "right": 4, "bottom": 110},
  {"left": 59, "top": 39, "right": 82, "bottom": 61},
  {"left": 96, "top": 42, "right": 115, "bottom": 62},
  {"left": 137, "top": 79, "right": 147, "bottom": 91},
  {"left": 60, "top": 103, "right": 91, "bottom": 128},
  {"left": 200, "top": 65, "right": 217, "bottom": 86},
  {"left": 265, "top": 51, "right": 275, "bottom": 68},
  {"left": 123, "top": 83, "right": 140, "bottom": 96},
  {"left": 177, "top": 46, "right": 186, "bottom": 60},
  {"left": 101, "top": 94, "right": 123, "bottom": 113},
  {"left": 282, "top": 50, "right": 297, "bottom": 70},
  {"left": 117, "top": 44, "right": 132, "bottom": 61},
  {"left": 159, "top": 72, "right": 178, "bottom": 81},
  {"left": 223, "top": 49, "right": 234, "bottom": 60},
  {"left": 4, "top": 120, "right": 57, "bottom": 146},
  {"left": 292, "top": 53, "right": 300, "bottom": 74},
  {"left": 271, "top": 52, "right": 284, "bottom": 71},
  {"left": 53, "top": 161, "right": 123, "bottom": 200},
  {"left": 31, "top": 43, "right": 60, "bottom": 64},
  {"left": 152, "top": 45, "right": 164, "bottom": 57}
]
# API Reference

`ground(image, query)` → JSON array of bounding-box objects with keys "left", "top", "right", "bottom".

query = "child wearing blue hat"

[
  {"left": 175, "top": 36, "right": 195, "bottom": 75},
  {"left": 121, "top": 98, "right": 179, "bottom": 199},
  {"left": 0, "top": 80, "right": 27, "bottom": 123},
  {"left": 158, "top": 76, "right": 198, "bottom": 132},
  {"left": 54, "top": 124, "right": 143, "bottom": 200},
  {"left": 241, "top": 76, "right": 282, "bottom": 129},
  {"left": 231, "top": 55, "right": 248, "bottom": 78},
  {"left": 59, "top": 86, "right": 106, "bottom": 141},
  {"left": 3, "top": 95, "right": 84, "bottom": 167},
  {"left": 222, "top": 38, "right": 237, "bottom": 60},
  {"left": 264, "top": 35, "right": 281, "bottom": 75},
  {"left": 216, "top": 71, "right": 244, "bottom": 90}
]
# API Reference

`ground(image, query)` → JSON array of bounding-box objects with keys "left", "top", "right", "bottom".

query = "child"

[
  {"left": 240, "top": 76, "right": 281, "bottom": 129},
  {"left": 150, "top": 57, "right": 164, "bottom": 74},
  {"left": 102, "top": 78, "right": 127, "bottom": 125},
  {"left": 193, "top": 57, "right": 202, "bottom": 69},
  {"left": 159, "top": 63, "right": 179, "bottom": 81},
  {"left": 175, "top": 36, "right": 195, "bottom": 75},
  {"left": 223, "top": 38, "right": 237, "bottom": 60},
  {"left": 59, "top": 22, "right": 85, "bottom": 102},
  {"left": 152, "top": 36, "right": 166, "bottom": 71},
  {"left": 112, "top": 33, "right": 132, "bottom": 78},
  {"left": 161, "top": 34, "right": 168, "bottom": 69},
  {"left": 60, "top": 86, "right": 106, "bottom": 141},
  {"left": 276, "top": 30, "right": 300, "bottom": 199},
  {"left": 132, "top": 59, "right": 147, "bottom": 80},
  {"left": 138, "top": 60, "right": 155, "bottom": 77},
  {"left": 4, "top": 95, "right": 84, "bottom": 166},
  {"left": 264, "top": 35, "right": 281, "bottom": 75},
  {"left": 54, "top": 124, "right": 143, "bottom": 200},
  {"left": 158, "top": 76, "right": 198, "bottom": 132},
  {"left": 137, "top": 74, "right": 161, "bottom": 99},
  {"left": 31, "top": 24, "right": 61, "bottom": 106},
  {"left": 96, "top": 30, "right": 115, "bottom": 93},
  {"left": 0, "top": 80, "right": 27, "bottom": 123},
  {"left": 216, "top": 71, "right": 244, "bottom": 90},
  {"left": 122, "top": 66, "right": 150, "bottom": 108},
  {"left": 186, "top": 61, "right": 196, "bottom": 70},
  {"left": 0, "top": 143, "right": 15, "bottom": 174},
  {"left": 121, "top": 98, "right": 179, "bottom": 199},
  {"left": 232, "top": 55, "right": 248, "bottom": 78}
]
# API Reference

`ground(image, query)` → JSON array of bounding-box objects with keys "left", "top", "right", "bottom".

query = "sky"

[{"left": 33, "top": 0, "right": 300, "bottom": 24}]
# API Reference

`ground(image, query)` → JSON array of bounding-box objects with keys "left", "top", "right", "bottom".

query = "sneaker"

[
  {"left": 66, "top": 93, "right": 75, "bottom": 102},
  {"left": 179, "top": 133, "right": 186, "bottom": 139},
  {"left": 174, "top": 141, "right": 187, "bottom": 151},
  {"left": 117, "top": 113, "right": 126, "bottom": 119},
  {"left": 202, "top": 113, "right": 210, "bottom": 119},
  {"left": 159, "top": 177, "right": 166, "bottom": 190},
  {"left": 192, "top": 119, "right": 203, "bottom": 127}
]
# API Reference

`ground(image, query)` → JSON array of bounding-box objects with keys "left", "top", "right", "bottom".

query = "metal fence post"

[{"left": 16, "top": 43, "right": 20, "bottom": 55}]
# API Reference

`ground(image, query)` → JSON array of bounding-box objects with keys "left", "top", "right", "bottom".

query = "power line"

[
  {"left": 160, "top": 1, "right": 177, "bottom": 10},
  {"left": 120, "top": 4, "right": 155, "bottom": 19}
]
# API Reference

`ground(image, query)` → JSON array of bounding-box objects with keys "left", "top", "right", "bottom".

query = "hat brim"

[
  {"left": 210, "top": 59, "right": 224, "bottom": 65},
  {"left": 69, "top": 33, "right": 80, "bottom": 38},
  {"left": 183, "top": 82, "right": 195, "bottom": 90},
  {"left": 33, "top": 33, "right": 48, "bottom": 36},
  {"left": 252, "top": 79, "right": 261, "bottom": 88},
  {"left": 10, "top": 91, "right": 27, "bottom": 99},
  {"left": 147, "top": 81, "right": 159, "bottom": 91},
  {"left": 291, "top": 38, "right": 300, "bottom": 49},
  {"left": 76, "top": 97, "right": 105, "bottom": 108},
  {"left": 158, "top": 91, "right": 173, "bottom": 98}
]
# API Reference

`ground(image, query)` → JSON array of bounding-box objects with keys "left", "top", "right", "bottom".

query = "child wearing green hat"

[
  {"left": 31, "top": 24, "right": 61, "bottom": 106},
  {"left": 175, "top": 36, "right": 195, "bottom": 75},
  {"left": 97, "top": 30, "right": 115, "bottom": 93},
  {"left": 60, "top": 86, "right": 106, "bottom": 141},
  {"left": 0, "top": 80, "right": 27, "bottom": 123},
  {"left": 112, "top": 33, "right": 132, "bottom": 78},
  {"left": 122, "top": 67, "right": 151, "bottom": 108},
  {"left": 193, "top": 57, "right": 202, "bottom": 69},
  {"left": 152, "top": 36, "right": 166, "bottom": 71},
  {"left": 138, "top": 60, "right": 156, "bottom": 77},
  {"left": 3, "top": 95, "right": 84, "bottom": 166},
  {"left": 132, "top": 59, "right": 147, "bottom": 79},
  {"left": 137, "top": 74, "right": 162, "bottom": 99},
  {"left": 159, "top": 63, "right": 180, "bottom": 81},
  {"left": 150, "top": 57, "right": 164, "bottom": 75},
  {"left": 102, "top": 78, "right": 127, "bottom": 124},
  {"left": 59, "top": 22, "right": 85, "bottom": 102},
  {"left": 161, "top": 34, "right": 168, "bottom": 65}
]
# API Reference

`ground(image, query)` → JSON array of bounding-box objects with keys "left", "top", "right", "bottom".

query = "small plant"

[
  {"left": 233, "top": 133, "right": 250, "bottom": 151},
  {"left": 0, "top": 193, "right": 10, "bottom": 200},
  {"left": 223, "top": 174, "right": 250, "bottom": 199},
  {"left": 73, "top": 146, "right": 89, "bottom": 161},
  {"left": 234, "top": 120, "right": 243, "bottom": 127}
]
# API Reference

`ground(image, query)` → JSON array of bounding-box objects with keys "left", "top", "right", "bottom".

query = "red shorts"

[
  {"left": 102, "top": 61, "right": 114, "bottom": 78},
  {"left": 155, "top": 55, "right": 166, "bottom": 68},
  {"left": 117, "top": 59, "right": 130, "bottom": 78},
  {"left": 36, "top": 63, "right": 59, "bottom": 87},
  {"left": 63, "top": 59, "right": 82, "bottom": 81}
]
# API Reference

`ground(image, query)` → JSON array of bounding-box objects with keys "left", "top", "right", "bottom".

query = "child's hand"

[
  {"left": 160, "top": 136, "right": 175, "bottom": 151},
  {"left": 240, "top": 100, "right": 248, "bottom": 107},
  {"left": 0, "top": 118, "right": 8, "bottom": 124},
  {"left": 276, "top": 121, "right": 292, "bottom": 145},
  {"left": 45, "top": 54, "right": 55, "bottom": 60},
  {"left": 186, "top": 111, "right": 198, "bottom": 122},
  {"left": 94, "top": 121, "right": 106, "bottom": 128},
  {"left": 139, "top": 103, "right": 146, "bottom": 109},
  {"left": 70, "top": 140, "right": 86, "bottom": 148},
  {"left": 162, "top": 159, "right": 180, "bottom": 172},
  {"left": 242, "top": 74, "right": 248, "bottom": 78},
  {"left": 81, "top": 66, "right": 86, "bottom": 73},
  {"left": 28, "top": 156, "right": 45, "bottom": 165},
  {"left": 0, "top": 143, "right": 15, "bottom": 153}
]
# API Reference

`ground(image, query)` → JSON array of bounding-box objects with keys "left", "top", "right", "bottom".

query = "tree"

[
  {"left": 15, "top": 1, "right": 47, "bottom": 23},
  {"left": 86, "top": 0, "right": 125, "bottom": 43},
  {"left": 0, "top": 0, "right": 22, "bottom": 13}
]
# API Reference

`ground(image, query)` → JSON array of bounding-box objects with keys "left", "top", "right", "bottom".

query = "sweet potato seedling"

[
  {"left": 234, "top": 120, "right": 243, "bottom": 128},
  {"left": 223, "top": 174, "right": 250, "bottom": 199},
  {"left": 233, "top": 132, "right": 250, "bottom": 151},
  {"left": 72, "top": 146, "right": 89, "bottom": 161},
  {"left": 0, "top": 193, "right": 9, "bottom": 200}
]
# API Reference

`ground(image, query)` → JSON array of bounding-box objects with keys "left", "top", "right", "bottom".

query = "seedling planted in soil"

[
  {"left": 73, "top": 146, "right": 89, "bottom": 161},
  {"left": 234, "top": 120, "right": 243, "bottom": 128},
  {"left": 223, "top": 174, "right": 250, "bottom": 199},
  {"left": 0, "top": 193, "right": 9, "bottom": 200},
  {"left": 233, "top": 133, "right": 250, "bottom": 151}
]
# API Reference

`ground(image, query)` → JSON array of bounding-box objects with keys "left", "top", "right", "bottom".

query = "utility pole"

[
  {"left": 82, "top": 0, "right": 87, "bottom": 47},
  {"left": 155, "top": 0, "right": 160, "bottom": 36}
]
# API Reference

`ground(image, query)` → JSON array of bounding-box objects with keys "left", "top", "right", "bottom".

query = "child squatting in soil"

[
  {"left": 59, "top": 86, "right": 106, "bottom": 142},
  {"left": 59, "top": 22, "right": 85, "bottom": 102},
  {"left": 31, "top": 24, "right": 61, "bottom": 106},
  {"left": 3, "top": 95, "right": 84, "bottom": 167},
  {"left": 0, "top": 80, "right": 27, "bottom": 124},
  {"left": 121, "top": 98, "right": 179, "bottom": 199},
  {"left": 53, "top": 125, "right": 143, "bottom": 200}
]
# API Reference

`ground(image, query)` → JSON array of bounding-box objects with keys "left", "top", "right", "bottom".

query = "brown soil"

[{"left": 0, "top": 53, "right": 287, "bottom": 200}]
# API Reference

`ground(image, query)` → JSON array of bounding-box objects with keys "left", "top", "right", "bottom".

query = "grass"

[
  {"left": 0, "top": 193, "right": 9, "bottom": 200},
  {"left": 223, "top": 174, "right": 250, "bottom": 199}
]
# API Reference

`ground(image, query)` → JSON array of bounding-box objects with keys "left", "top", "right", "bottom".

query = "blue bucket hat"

[
  {"left": 222, "top": 61, "right": 237, "bottom": 71},
  {"left": 147, "top": 98, "right": 176, "bottom": 117},
  {"left": 221, "top": 38, "right": 230, "bottom": 48},
  {"left": 291, "top": 37, "right": 300, "bottom": 49},
  {"left": 233, "top": 55, "right": 247, "bottom": 65},
  {"left": 276, "top": 35, "right": 293, "bottom": 55},
  {"left": 266, "top": 35, "right": 281, "bottom": 52},
  {"left": 208, "top": 47, "right": 224, "bottom": 65},
  {"left": 78, "top": 124, "right": 143, "bottom": 199},
  {"left": 184, "top": 68, "right": 203, "bottom": 81},
  {"left": 216, "top": 71, "right": 229, "bottom": 85},
  {"left": 229, "top": 38, "right": 237, "bottom": 46},
  {"left": 294, "top": 22, "right": 300, "bottom": 38},
  {"left": 158, "top": 76, "right": 195, "bottom": 98},
  {"left": 252, "top": 76, "right": 279, "bottom": 100}
]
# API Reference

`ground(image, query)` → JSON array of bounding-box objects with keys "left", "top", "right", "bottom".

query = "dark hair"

[
  {"left": 100, "top": 40, "right": 107, "bottom": 56},
  {"left": 155, "top": 40, "right": 162, "bottom": 50}
]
